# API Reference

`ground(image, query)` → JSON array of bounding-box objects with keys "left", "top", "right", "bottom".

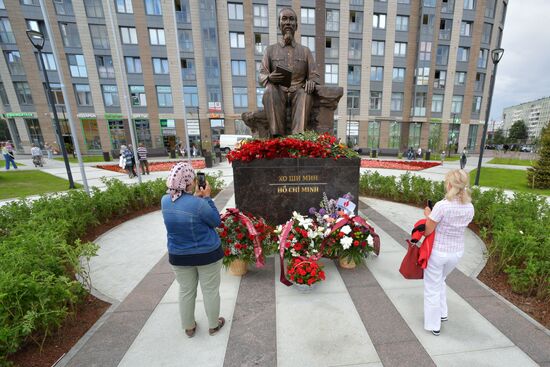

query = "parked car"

[
  {"left": 520, "top": 145, "right": 533, "bottom": 152},
  {"left": 219, "top": 134, "right": 252, "bottom": 153},
  {"left": 484, "top": 144, "right": 496, "bottom": 150}
]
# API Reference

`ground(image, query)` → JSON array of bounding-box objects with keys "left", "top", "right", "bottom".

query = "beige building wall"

[
  {"left": 216, "top": 0, "right": 236, "bottom": 134},
  {"left": 336, "top": 0, "right": 349, "bottom": 142},
  {"left": 380, "top": 1, "right": 397, "bottom": 118},
  {"left": 358, "top": 0, "right": 374, "bottom": 148},
  {"left": 243, "top": 0, "right": 257, "bottom": 112},
  {"left": 442, "top": 0, "right": 464, "bottom": 125},
  {"left": 268, "top": 1, "right": 278, "bottom": 45}
]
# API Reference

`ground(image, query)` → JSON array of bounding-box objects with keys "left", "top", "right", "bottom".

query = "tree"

[
  {"left": 508, "top": 120, "right": 528, "bottom": 143},
  {"left": 493, "top": 128, "right": 506, "bottom": 145},
  {"left": 527, "top": 126, "right": 550, "bottom": 189}
]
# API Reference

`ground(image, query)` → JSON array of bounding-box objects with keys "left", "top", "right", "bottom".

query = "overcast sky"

[{"left": 490, "top": 0, "right": 550, "bottom": 121}]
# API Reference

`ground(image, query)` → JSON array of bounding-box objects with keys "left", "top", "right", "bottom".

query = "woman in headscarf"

[{"left": 161, "top": 162, "right": 225, "bottom": 338}]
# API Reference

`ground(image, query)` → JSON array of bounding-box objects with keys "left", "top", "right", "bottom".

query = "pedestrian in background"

[
  {"left": 460, "top": 148, "right": 467, "bottom": 169},
  {"left": 120, "top": 145, "right": 136, "bottom": 178},
  {"left": 440, "top": 151, "right": 446, "bottom": 164},
  {"left": 161, "top": 162, "right": 225, "bottom": 338},
  {"left": 137, "top": 142, "right": 150, "bottom": 175},
  {"left": 417, "top": 147, "right": 422, "bottom": 159},
  {"left": 2, "top": 142, "right": 17, "bottom": 170},
  {"left": 45, "top": 142, "right": 53, "bottom": 159}
]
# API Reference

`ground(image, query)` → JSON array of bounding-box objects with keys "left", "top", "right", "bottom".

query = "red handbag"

[{"left": 399, "top": 240, "right": 423, "bottom": 279}]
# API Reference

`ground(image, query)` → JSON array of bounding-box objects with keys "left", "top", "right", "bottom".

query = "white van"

[{"left": 219, "top": 134, "right": 252, "bottom": 153}]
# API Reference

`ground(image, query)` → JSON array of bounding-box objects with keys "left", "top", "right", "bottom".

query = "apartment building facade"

[
  {"left": 502, "top": 96, "right": 550, "bottom": 140},
  {"left": 0, "top": 0, "right": 507, "bottom": 156}
]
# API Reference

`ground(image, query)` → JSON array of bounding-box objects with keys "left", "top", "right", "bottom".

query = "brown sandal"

[
  {"left": 209, "top": 317, "right": 225, "bottom": 336},
  {"left": 185, "top": 322, "right": 197, "bottom": 338}
]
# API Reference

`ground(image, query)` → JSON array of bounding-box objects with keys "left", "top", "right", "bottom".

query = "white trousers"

[{"left": 423, "top": 250, "right": 463, "bottom": 331}]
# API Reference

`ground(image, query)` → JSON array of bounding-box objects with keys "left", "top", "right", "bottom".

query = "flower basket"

[
  {"left": 293, "top": 282, "right": 318, "bottom": 293},
  {"left": 339, "top": 256, "right": 356, "bottom": 269},
  {"left": 287, "top": 258, "right": 325, "bottom": 288},
  {"left": 229, "top": 259, "right": 248, "bottom": 276}
]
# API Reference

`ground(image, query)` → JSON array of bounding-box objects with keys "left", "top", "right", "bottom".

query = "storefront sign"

[
  {"left": 160, "top": 119, "right": 175, "bottom": 128},
  {"left": 208, "top": 102, "right": 222, "bottom": 112},
  {"left": 430, "top": 118, "right": 442, "bottom": 123},
  {"left": 77, "top": 113, "right": 96, "bottom": 119},
  {"left": 208, "top": 113, "right": 225, "bottom": 119},
  {"left": 133, "top": 113, "right": 148, "bottom": 119},
  {"left": 162, "top": 128, "right": 177, "bottom": 136},
  {"left": 5, "top": 112, "right": 35, "bottom": 118},
  {"left": 105, "top": 113, "right": 123, "bottom": 119}
]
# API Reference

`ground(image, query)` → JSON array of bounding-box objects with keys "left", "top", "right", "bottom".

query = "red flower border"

[
  {"left": 96, "top": 160, "right": 205, "bottom": 173},
  {"left": 360, "top": 159, "right": 440, "bottom": 171}
]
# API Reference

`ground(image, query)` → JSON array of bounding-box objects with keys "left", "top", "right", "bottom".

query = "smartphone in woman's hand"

[
  {"left": 197, "top": 172, "right": 206, "bottom": 189},
  {"left": 427, "top": 200, "right": 433, "bottom": 210}
]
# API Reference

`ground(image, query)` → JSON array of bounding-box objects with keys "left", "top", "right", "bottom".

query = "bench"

[{"left": 377, "top": 148, "right": 400, "bottom": 157}]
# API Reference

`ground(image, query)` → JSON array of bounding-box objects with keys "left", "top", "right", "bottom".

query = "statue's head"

[{"left": 278, "top": 7, "right": 298, "bottom": 43}]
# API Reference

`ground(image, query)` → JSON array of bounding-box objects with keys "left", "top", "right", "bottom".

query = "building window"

[
  {"left": 96, "top": 55, "right": 114, "bottom": 78},
  {"left": 431, "top": 94, "right": 443, "bottom": 113},
  {"left": 0, "top": 18, "right": 15, "bottom": 44},
  {"left": 149, "top": 28, "right": 165, "bottom": 45},
  {"left": 326, "top": 37, "right": 339, "bottom": 58},
  {"left": 253, "top": 5, "right": 268, "bottom": 27},
  {"left": 123, "top": 56, "right": 140, "bottom": 74},
  {"left": 82, "top": 119, "right": 101, "bottom": 150},
  {"left": 20, "top": 0, "right": 39, "bottom": 5},
  {"left": 26, "top": 119, "right": 44, "bottom": 148},
  {"left": 419, "top": 41, "right": 431, "bottom": 61},
  {"left": 75, "top": 84, "right": 92, "bottom": 106},
  {"left": 59, "top": 23, "right": 81, "bottom": 47},
  {"left": 429, "top": 123, "right": 442, "bottom": 152},
  {"left": 255, "top": 33, "right": 268, "bottom": 55},
  {"left": 0, "top": 82, "right": 9, "bottom": 106},
  {"left": 454, "top": 71, "right": 467, "bottom": 86},
  {"left": 231, "top": 60, "right": 246, "bottom": 76},
  {"left": 414, "top": 92, "right": 427, "bottom": 116},
  {"left": 485, "top": 0, "right": 496, "bottom": 18},
  {"left": 392, "top": 67, "right": 405, "bottom": 82},
  {"left": 460, "top": 21, "right": 473, "bottom": 36},
  {"left": 349, "top": 39, "right": 362, "bottom": 59},
  {"left": 394, "top": 42, "right": 407, "bottom": 57},
  {"left": 175, "top": 0, "right": 190, "bottom": 22},
  {"left": 325, "top": 64, "right": 338, "bottom": 84},
  {"left": 47, "top": 83, "right": 64, "bottom": 105},
  {"left": 177, "top": 29, "right": 193, "bottom": 51},
  {"left": 120, "top": 27, "right": 138, "bottom": 44},
  {"left": 367, "top": 121, "right": 380, "bottom": 149},
  {"left": 439, "top": 18, "right": 452, "bottom": 40},
  {"left": 433, "top": 70, "right": 446, "bottom": 89},
  {"left": 370, "top": 91, "right": 382, "bottom": 110},
  {"left": 467, "top": 124, "right": 478, "bottom": 150},
  {"left": 66, "top": 54, "right": 87, "bottom": 78},
  {"left": 348, "top": 65, "right": 361, "bottom": 85},
  {"left": 54, "top": 0, "right": 73, "bottom": 15},
  {"left": 145, "top": 0, "right": 162, "bottom": 15},
  {"left": 157, "top": 86, "right": 173, "bottom": 107},
  {"left": 102, "top": 85, "right": 119, "bottom": 106},
  {"left": 347, "top": 90, "right": 360, "bottom": 110},
  {"left": 116, "top": 0, "right": 133, "bottom": 13},
  {"left": 134, "top": 119, "right": 152, "bottom": 148},
  {"left": 301, "top": 8, "right": 315, "bottom": 25},
  {"left": 409, "top": 123, "right": 422, "bottom": 148},
  {"left": 391, "top": 93, "right": 403, "bottom": 112},
  {"left": 152, "top": 57, "right": 169, "bottom": 74},
  {"left": 130, "top": 85, "right": 147, "bottom": 106},
  {"left": 14, "top": 82, "right": 33, "bottom": 105},
  {"left": 396, "top": 15, "right": 409, "bottom": 31},
  {"left": 457, "top": 47, "right": 469, "bottom": 62},
  {"left": 0, "top": 0, "right": 4, "bottom": 8},
  {"left": 204, "top": 57, "right": 219, "bottom": 78},
  {"left": 183, "top": 86, "right": 198, "bottom": 107},
  {"left": 27, "top": 20, "right": 48, "bottom": 39},
  {"left": 84, "top": 0, "right": 103, "bottom": 17},
  {"left": 373, "top": 13, "right": 386, "bottom": 29},
  {"left": 108, "top": 120, "right": 126, "bottom": 150},
  {"left": 230, "top": 32, "right": 245, "bottom": 48},
  {"left": 423, "top": 0, "right": 436, "bottom": 6},
  {"left": 228, "top": 3, "right": 243, "bottom": 20},
  {"left": 478, "top": 49, "right": 489, "bottom": 68},
  {"left": 5, "top": 51, "right": 25, "bottom": 75},
  {"left": 256, "top": 88, "right": 264, "bottom": 108},
  {"left": 350, "top": 11, "right": 363, "bottom": 33},
  {"left": 422, "top": 14, "right": 435, "bottom": 33},
  {"left": 464, "top": 0, "right": 476, "bottom": 10},
  {"left": 472, "top": 96, "right": 482, "bottom": 113},
  {"left": 482, "top": 23, "right": 492, "bottom": 44},
  {"left": 181, "top": 58, "right": 196, "bottom": 80},
  {"left": 475, "top": 72, "right": 485, "bottom": 92},
  {"left": 90, "top": 24, "right": 109, "bottom": 49},
  {"left": 233, "top": 87, "right": 248, "bottom": 108},
  {"left": 416, "top": 67, "right": 429, "bottom": 85},
  {"left": 326, "top": 10, "right": 340, "bottom": 32},
  {"left": 372, "top": 41, "right": 385, "bottom": 56},
  {"left": 451, "top": 95, "right": 463, "bottom": 113},
  {"left": 301, "top": 36, "right": 315, "bottom": 53},
  {"left": 436, "top": 45, "right": 449, "bottom": 65},
  {"left": 370, "top": 66, "right": 383, "bottom": 81},
  {"left": 388, "top": 122, "right": 401, "bottom": 149}
]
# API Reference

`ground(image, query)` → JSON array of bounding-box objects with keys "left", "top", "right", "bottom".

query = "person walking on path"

[
  {"left": 2, "top": 142, "right": 17, "bottom": 170},
  {"left": 161, "top": 162, "right": 225, "bottom": 338},
  {"left": 422, "top": 169, "right": 474, "bottom": 336},
  {"left": 120, "top": 145, "right": 136, "bottom": 178},
  {"left": 31, "top": 144, "right": 43, "bottom": 167},
  {"left": 137, "top": 143, "right": 150, "bottom": 175},
  {"left": 440, "top": 150, "right": 446, "bottom": 164},
  {"left": 417, "top": 147, "right": 422, "bottom": 159},
  {"left": 460, "top": 148, "right": 467, "bottom": 169},
  {"left": 45, "top": 142, "right": 53, "bottom": 160}
]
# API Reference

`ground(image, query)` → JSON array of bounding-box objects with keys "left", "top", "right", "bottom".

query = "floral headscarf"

[{"left": 166, "top": 162, "right": 195, "bottom": 201}]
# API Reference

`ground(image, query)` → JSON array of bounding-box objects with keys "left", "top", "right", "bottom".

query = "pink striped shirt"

[{"left": 429, "top": 199, "right": 474, "bottom": 253}]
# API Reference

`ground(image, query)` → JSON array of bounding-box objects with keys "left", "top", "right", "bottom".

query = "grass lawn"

[
  {"left": 487, "top": 157, "right": 534, "bottom": 166},
  {"left": 429, "top": 154, "right": 461, "bottom": 161},
  {"left": 0, "top": 170, "right": 82, "bottom": 200},
  {"left": 54, "top": 155, "right": 106, "bottom": 163},
  {"left": 1, "top": 160, "right": 25, "bottom": 167},
  {"left": 470, "top": 167, "right": 550, "bottom": 196}
]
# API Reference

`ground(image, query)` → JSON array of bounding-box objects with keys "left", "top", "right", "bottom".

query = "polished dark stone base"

[{"left": 233, "top": 158, "right": 360, "bottom": 225}]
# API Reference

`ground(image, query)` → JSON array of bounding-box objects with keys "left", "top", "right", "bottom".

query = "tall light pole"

[
  {"left": 475, "top": 48, "right": 504, "bottom": 186},
  {"left": 26, "top": 30, "right": 75, "bottom": 189}
]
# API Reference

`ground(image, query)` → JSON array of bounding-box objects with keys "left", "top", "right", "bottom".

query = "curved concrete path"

[{"left": 57, "top": 184, "right": 549, "bottom": 367}]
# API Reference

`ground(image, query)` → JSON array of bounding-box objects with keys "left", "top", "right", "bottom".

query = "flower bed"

[
  {"left": 360, "top": 159, "right": 440, "bottom": 171},
  {"left": 96, "top": 159, "right": 205, "bottom": 173}
]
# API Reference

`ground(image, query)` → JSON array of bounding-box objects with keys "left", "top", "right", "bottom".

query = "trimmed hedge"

[
  {"left": 0, "top": 174, "right": 225, "bottom": 365},
  {"left": 360, "top": 172, "right": 550, "bottom": 300}
]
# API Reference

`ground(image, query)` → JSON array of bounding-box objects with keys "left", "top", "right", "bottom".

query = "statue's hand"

[
  {"left": 268, "top": 71, "right": 285, "bottom": 84},
  {"left": 305, "top": 80, "right": 316, "bottom": 94}
]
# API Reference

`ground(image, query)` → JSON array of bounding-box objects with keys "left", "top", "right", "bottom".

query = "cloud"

[{"left": 490, "top": 0, "right": 550, "bottom": 121}]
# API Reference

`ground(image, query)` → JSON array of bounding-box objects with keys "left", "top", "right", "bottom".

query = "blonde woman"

[{"left": 422, "top": 169, "right": 474, "bottom": 336}]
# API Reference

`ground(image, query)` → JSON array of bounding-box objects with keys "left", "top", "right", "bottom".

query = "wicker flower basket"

[
  {"left": 339, "top": 257, "right": 356, "bottom": 269},
  {"left": 229, "top": 259, "right": 248, "bottom": 276},
  {"left": 293, "top": 282, "right": 318, "bottom": 293}
]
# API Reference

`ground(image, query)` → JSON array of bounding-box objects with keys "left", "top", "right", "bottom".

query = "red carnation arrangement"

[{"left": 287, "top": 258, "right": 326, "bottom": 286}]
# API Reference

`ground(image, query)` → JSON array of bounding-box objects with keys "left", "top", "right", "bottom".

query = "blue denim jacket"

[{"left": 161, "top": 194, "right": 221, "bottom": 255}]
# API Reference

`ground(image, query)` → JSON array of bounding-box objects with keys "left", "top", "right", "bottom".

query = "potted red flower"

[{"left": 287, "top": 258, "right": 325, "bottom": 292}]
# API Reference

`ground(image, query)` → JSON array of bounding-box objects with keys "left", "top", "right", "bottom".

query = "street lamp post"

[
  {"left": 347, "top": 108, "right": 352, "bottom": 147},
  {"left": 26, "top": 30, "right": 75, "bottom": 189},
  {"left": 475, "top": 48, "right": 504, "bottom": 186}
]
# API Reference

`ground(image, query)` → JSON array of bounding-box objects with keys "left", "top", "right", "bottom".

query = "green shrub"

[
  {"left": 359, "top": 172, "right": 550, "bottom": 300},
  {"left": 0, "top": 174, "right": 224, "bottom": 364}
]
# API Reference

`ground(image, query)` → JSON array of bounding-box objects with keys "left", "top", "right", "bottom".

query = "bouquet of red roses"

[
  {"left": 324, "top": 214, "right": 378, "bottom": 265},
  {"left": 276, "top": 211, "right": 326, "bottom": 262},
  {"left": 287, "top": 258, "right": 325, "bottom": 286}
]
